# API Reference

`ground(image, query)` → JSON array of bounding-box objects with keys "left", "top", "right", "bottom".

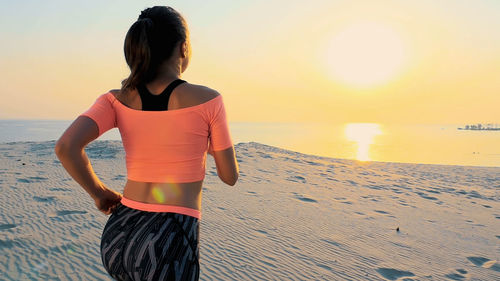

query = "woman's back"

[
  {"left": 94, "top": 81, "right": 232, "bottom": 182},
  {"left": 79, "top": 79, "right": 238, "bottom": 214},
  {"left": 55, "top": 6, "right": 238, "bottom": 280}
]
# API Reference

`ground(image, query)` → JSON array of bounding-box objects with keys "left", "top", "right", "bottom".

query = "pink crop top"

[{"left": 79, "top": 92, "right": 233, "bottom": 183}]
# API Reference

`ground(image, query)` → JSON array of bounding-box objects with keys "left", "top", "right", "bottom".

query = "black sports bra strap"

[
  {"left": 138, "top": 79, "right": 187, "bottom": 111},
  {"left": 162, "top": 79, "right": 187, "bottom": 96}
]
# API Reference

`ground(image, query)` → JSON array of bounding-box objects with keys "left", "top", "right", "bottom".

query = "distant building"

[{"left": 459, "top": 123, "right": 500, "bottom": 131}]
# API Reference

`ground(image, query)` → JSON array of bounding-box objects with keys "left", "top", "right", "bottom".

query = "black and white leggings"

[{"left": 100, "top": 202, "right": 200, "bottom": 281}]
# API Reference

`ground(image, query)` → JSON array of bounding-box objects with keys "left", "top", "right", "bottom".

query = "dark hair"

[{"left": 121, "top": 6, "right": 188, "bottom": 92}]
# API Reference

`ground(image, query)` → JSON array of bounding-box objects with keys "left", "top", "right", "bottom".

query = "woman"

[{"left": 55, "top": 6, "right": 239, "bottom": 281}]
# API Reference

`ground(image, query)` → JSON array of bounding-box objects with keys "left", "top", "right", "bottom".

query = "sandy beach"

[{"left": 0, "top": 140, "right": 499, "bottom": 280}]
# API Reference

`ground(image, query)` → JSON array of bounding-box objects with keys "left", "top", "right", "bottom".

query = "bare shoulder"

[
  {"left": 108, "top": 89, "right": 131, "bottom": 104},
  {"left": 178, "top": 82, "right": 221, "bottom": 103},
  {"left": 109, "top": 89, "right": 120, "bottom": 98}
]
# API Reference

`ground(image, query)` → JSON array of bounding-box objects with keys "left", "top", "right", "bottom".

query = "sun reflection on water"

[{"left": 344, "top": 123, "right": 382, "bottom": 161}]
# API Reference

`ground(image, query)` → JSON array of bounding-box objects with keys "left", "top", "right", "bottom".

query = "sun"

[{"left": 325, "top": 21, "right": 407, "bottom": 88}]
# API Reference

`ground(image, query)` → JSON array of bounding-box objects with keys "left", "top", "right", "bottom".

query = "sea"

[{"left": 1, "top": 119, "right": 499, "bottom": 168}]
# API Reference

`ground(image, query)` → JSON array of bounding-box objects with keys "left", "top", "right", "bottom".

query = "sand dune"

[{"left": 0, "top": 140, "right": 499, "bottom": 280}]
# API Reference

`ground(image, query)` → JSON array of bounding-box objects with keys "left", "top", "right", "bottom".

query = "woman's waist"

[{"left": 122, "top": 179, "right": 203, "bottom": 211}]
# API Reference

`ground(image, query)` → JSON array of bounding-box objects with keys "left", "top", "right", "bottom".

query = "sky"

[{"left": 0, "top": 0, "right": 499, "bottom": 125}]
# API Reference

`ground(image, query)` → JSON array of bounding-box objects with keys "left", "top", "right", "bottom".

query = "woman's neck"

[
  {"left": 153, "top": 59, "right": 183, "bottom": 82},
  {"left": 143, "top": 61, "right": 183, "bottom": 94}
]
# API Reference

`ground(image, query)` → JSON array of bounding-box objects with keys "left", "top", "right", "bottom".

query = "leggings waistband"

[{"left": 120, "top": 196, "right": 201, "bottom": 220}]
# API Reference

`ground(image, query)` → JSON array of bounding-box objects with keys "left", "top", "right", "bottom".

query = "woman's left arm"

[{"left": 54, "top": 116, "right": 122, "bottom": 213}]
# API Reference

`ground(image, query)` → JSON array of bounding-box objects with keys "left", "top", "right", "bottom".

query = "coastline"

[{"left": 0, "top": 140, "right": 499, "bottom": 280}]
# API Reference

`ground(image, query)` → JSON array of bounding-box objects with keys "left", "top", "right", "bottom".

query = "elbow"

[
  {"left": 223, "top": 172, "right": 239, "bottom": 186},
  {"left": 54, "top": 138, "right": 80, "bottom": 159},
  {"left": 54, "top": 139, "right": 67, "bottom": 159}
]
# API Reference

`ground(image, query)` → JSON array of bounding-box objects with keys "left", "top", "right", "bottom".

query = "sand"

[{"left": 0, "top": 140, "right": 499, "bottom": 280}]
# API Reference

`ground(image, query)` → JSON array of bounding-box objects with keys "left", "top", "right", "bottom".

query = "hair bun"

[{"left": 138, "top": 10, "right": 150, "bottom": 20}]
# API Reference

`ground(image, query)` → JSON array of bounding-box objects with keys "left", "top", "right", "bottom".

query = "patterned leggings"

[{"left": 100, "top": 202, "right": 200, "bottom": 281}]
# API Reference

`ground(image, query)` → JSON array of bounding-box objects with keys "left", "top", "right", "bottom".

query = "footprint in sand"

[
  {"left": 416, "top": 191, "right": 438, "bottom": 201},
  {"left": 466, "top": 256, "right": 500, "bottom": 272},
  {"left": 374, "top": 210, "right": 391, "bottom": 215},
  {"left": 0, "top": 223, "right": 17, "bottom": 231},
  {"left": 286, "top": 175, "right": 307, "bottom": 183},
  {"left": 376, "top": 267, "right": 415, "bottom": 280},
  {"left": 315, "top": 263, "right": 332, "bottom": 271},
  {"left": 49, "top": 187, "right": 70, "bottom": 192},
  {"left": 255, "top": 229, "right": 268, "bottom": 237},
  {"left": 444, "top": 271, "right": 467, "bottom": 280},
  {"left": 345, "top": 179, "right": 357, "bottom": 186},
  {"left": 49, "top": 210, "right": 88, "bottom": 218},
  {"left": 398, "top": 202, "right": 409, "bottom": 207},
  {"left": 246, "top": 191, "right": 258, "bottom": 196},
  {"left": 320, "top": 238, "right": 342, "bottom": 247},
  {"left": 296, "top": 196, "right": 318, "bottom": 203},
  {"left": 291, "top": 192, "right": 318, "bottom": 203},
  {"left": 456, "top": 269, "right": 467, "bottom": 275},
  {"left": 489, "top": 263, "right": 500, "bottom": 272},
  {"left": 33, "top": 196, "right": 56, "bottom": 203},
  {"left": 16, "top": 176, "right": 49, "bottom": 183}
]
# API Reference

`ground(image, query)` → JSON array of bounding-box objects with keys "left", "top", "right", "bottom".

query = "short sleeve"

[
  {"left": 208, "top": 95, "right": 233, "bottom": 151},
  {"left": 79, "top": 93, "right": 117, "bottom": 137}
]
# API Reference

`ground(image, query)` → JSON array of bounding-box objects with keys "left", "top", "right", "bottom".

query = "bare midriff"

[{"left": 122, "top": 179, "right": 203, "bottom": 211}]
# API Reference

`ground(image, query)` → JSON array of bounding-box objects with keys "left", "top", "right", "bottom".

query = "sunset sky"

[{"left": 1, "top": 0, "right": 499, "bottom": 124}]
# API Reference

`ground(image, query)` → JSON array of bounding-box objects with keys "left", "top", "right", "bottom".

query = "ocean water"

[{"left": 1, "top": 119, "right": 499, "bottom": 167}]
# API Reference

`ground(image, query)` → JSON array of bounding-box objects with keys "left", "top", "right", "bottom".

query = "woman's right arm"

[
  {"left": 55, "top": 116, "right": 112, "bottom": 200},
  {"left": 55, "top": 93, "right": 121, "bottom": 214}
]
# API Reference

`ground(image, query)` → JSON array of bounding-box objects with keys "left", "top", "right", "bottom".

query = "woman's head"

[{"left": 121, "top": 6, "right": 190, "bottom": 92}]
